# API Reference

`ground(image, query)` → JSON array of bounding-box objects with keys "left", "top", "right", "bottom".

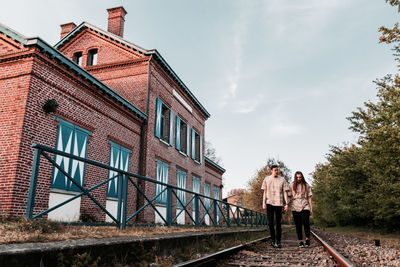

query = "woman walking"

[{"left": 289, "top": 171, "right": 313, "bottom": 247}]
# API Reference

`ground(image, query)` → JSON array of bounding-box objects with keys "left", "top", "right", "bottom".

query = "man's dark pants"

[{"left": 267, "top": 204, "right": 283, "bottom": 243}]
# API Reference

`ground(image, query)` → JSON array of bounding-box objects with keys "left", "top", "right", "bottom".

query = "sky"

[{"left": 1, "top": 0, "right": 399, "bottom": 196}]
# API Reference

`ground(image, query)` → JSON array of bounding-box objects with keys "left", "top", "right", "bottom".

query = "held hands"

[{"left": 284, "top": 205, "right": 289, "bottom": 212}]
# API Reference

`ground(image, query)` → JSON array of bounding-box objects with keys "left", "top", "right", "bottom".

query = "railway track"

[{"left": 174, "top": 228, "right": 355, "bottom": 267}]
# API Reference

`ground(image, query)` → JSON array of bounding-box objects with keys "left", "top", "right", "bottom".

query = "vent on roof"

[{"left": 107, "top": 6, "right": 127, "bottom": 38}]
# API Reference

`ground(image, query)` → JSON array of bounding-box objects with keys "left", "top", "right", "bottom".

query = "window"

[
  {"left": 192, "top": 176, "right": 200, "bottom": 195},
  {"left": 87, "top": 49, "right": 98, "bottom": 66},
  {"left": 176, "top": 169, "right": 187, "bottom": 208},
  {"left": 156, "top": 159, "right": 169, "bottom": 204},
  {"left": 155, "top": 98, "right": 174, "bottom": 145},
  {"left": 73, "top": 52, "right": 82, "bottom": 66},
  {"left": 191, "top": 129, "right": 202, "bottom": 163},
  {"left": 175, "top": 116, "right": 189, "bottom": 155},
  {"left": 52, "top": 118, "right": 90, "bottom": 191},
  {"left": 204, "top": 183, "right": 211, "bottom": 211},
  {"left": 214, "top": 186, "right": 220, "bottom": 200},
  {"left": 107, "top": 141, "right": 130, "bottom": 198}
]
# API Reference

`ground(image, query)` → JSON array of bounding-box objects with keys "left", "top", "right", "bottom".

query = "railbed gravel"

[{"left": 313, "top": 229, "right": 400, "bottom": 267}]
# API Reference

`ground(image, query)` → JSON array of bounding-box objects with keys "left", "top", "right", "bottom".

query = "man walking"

[{"left": 261, "top": 165, "right": 289, "bottom": 248}]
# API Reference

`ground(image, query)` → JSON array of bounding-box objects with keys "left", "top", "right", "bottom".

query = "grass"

[
  {"left": 318, "top": 225, "right": 400, "bottom": 249},
  {"left": 0, "top": 216, "right": 267, "bottom": 245}
]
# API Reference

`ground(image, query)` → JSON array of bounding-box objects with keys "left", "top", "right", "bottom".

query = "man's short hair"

[{"left": 270, "top": 165, "right": 278, "bottom": 170}]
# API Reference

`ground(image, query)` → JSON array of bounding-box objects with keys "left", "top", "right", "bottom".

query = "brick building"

[{"left": 0, "top": 6, "right": 225, "bottom": 224}]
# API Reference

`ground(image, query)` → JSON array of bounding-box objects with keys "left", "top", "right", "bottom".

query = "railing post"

[
  {"left": 166, "top": 186, "right": 172, "bottom": 226},
  {"left": 26, "top": 148, "right": 41, "bottom": 220},
  {"left": 213, "top": 200, "right": 218, "bottom": 226},
  {"left": 116, "top": 172, "right": 123, "bottom": 228},
  {"left": 226, "top": 203, "right": 230, "bottom": 227},
  {"left": 250, "top": 210, "right": 253, "bottom": 227},
  {"left": 236, "top": 207, "right": 240, "bottom": 226},
  {"left": 194, "top": 194, "right": 199, "bottom": 226},
  {"left": 121, "top": 174, "right": 128, "bottom": 230}
]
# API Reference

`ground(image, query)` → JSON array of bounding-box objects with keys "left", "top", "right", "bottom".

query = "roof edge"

[{"left": 205, "top": 156, "right": 226, "bottom": 174}]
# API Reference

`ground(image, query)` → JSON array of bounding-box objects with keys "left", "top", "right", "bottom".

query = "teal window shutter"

[
  {"left": 214, "top": 186, "right": 220, "bottom": 200},
  {"left": 191, "top": 129, "right": 195, "bottom": 159},
  {"left": 177, "top": 169, "right": 186, "bottom": 208},
  {"left": 169, "top": 109, "right": 174, "bottom": 146},
  {"left": 186, "top": 123, "right": 190, "bottom": 155},
  {"left": 175, "top": 116, "right": 181, "bottom": 150},
  {"left": 193, "top": 176, "right": 200, "bottom": 194},
  {"left": 204, "top": 183, "right": 210, "bottom": 210},
  {"left": 52, "top": 118, "right": 89, "bottom": 191},
  {"left": 156, "top": 160, "right": 169, "bottom": 203},
  {"left": 155, "top": 98, "right": 162, "bottom": 138},
  {"left": 107, "top": 142, "right": 130, "bottom": 198},
  {"left": 199, "top": 135, "right": 203, "bottom": 164}
]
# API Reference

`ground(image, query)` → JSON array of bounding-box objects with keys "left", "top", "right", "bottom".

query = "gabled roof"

[
  {"left": 55, "top": 22, "right": 210, "bottom": 119},
  {"left": 0, "top": 23, "right": 147, "bottom": 121}
]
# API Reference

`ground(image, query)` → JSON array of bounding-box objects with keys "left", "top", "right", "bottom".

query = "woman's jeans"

[{"left": 292, "top": 210, "right": 310, "bottom": 240}]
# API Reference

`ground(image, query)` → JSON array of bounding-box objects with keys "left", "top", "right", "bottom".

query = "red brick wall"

[
  {"left": 0, "top": 46, "right": 143, "bottom": 219},
  {"left": 141, "top": 60, "right": 211, "bottom": 223},
  {"left": 0, "top": 51, "right": 33, "bottom": 215},
  {"left": 59, "top": 29, "right": 148, "bottom": 113}
]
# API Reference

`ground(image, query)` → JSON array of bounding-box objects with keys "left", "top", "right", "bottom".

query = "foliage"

[
  {"left": 204, "top": 140, "right": 223, "bottom": 165},
  {"left": 313, "top": 2, "right": 400, "bottom": 230},
  {"left": 243, "top": 158, "right": 291, "bottom": 212}
]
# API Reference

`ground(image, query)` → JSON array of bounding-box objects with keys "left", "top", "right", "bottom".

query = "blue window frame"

[
  {"left": 107, "top": 141, "right": 131, "bottom": 198},
  {"left": 156, "top": 159, "right": 169, "bottom": 204},
  {"left": 204, "top": 183, "right": 211, "bottom": 210},
  {"left": 175, "top": 116, "right": 189, "bottom": 155},
  {"left": 191, "top": 129, "right": 202, "bottom": 163},
  {"left": 176, "top": 168, "right": 187, "bottom": 208},
  {"left": 52, "top": 118, "right": 90, "bottom": 191},
  {"left": 155, "top": 98, "right": 174, "bottom": 145},
  {"left": 214, "top": 186, "right": 220, "bottom": 200}
]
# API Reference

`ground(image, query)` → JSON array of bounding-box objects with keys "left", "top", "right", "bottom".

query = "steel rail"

[
  {"left": 311, "top": 230, "right": 355, "bottom": 267},
  {"left": 174, "top": 228, "right": 356, "bottom": 267},
  {"left": 173, "top": 236, "right": 269, "bottom": 267}
]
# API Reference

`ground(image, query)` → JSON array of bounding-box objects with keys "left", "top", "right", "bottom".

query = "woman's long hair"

[{"left": 293, "top": 171, "right": 307, "bottom": 194}]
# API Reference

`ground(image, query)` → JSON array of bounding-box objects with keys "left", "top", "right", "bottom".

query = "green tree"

[{"left": 347, "top": 76, "right": 400, "bottom": 229}]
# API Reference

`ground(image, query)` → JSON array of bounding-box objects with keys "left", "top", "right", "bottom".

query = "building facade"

[{"left": 0, "top": 6, "right": 224, "bottom": 224}]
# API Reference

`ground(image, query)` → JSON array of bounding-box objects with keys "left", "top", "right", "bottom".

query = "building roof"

[
  {"left": 0, "top": 23, "right": 147, "bottom": 121},
  {"left": 205, "top": 156, "right": 226, "bottom": 174},
  {"left": 54, "top": 22, "right": 210, "bottom": 119}
]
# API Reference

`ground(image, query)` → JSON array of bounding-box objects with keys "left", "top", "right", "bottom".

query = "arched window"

[
  {"left": 73, "top": 52, "right": 82, "bottom": 66},
  {"left": 87, "top": 49, "right": 98, "bottom": 66}
]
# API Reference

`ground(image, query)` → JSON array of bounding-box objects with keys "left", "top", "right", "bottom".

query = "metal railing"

[{"left": 26, "top": 144, "right": 268, "bottom": 229}]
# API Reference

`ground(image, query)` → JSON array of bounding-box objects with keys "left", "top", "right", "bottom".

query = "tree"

[
  {"left": 204, "top": 141, "right": 222, "bottom": 165},
  {"left": 244, "top": 158, "right": 291, "bottom": 212},
  {"left": 347, "top": 76, "right": 400, "bottom": 229},
  {"left": 312, "top": 2, "right": 400, "bottom": 230}
]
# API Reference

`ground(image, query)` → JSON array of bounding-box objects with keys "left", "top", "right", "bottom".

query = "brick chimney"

[
  {"left": 107, "top": 6, "right": 127, "bottom": 38},
  {"left": 60, "top": 22, "right": 77, "bottom": 39}
]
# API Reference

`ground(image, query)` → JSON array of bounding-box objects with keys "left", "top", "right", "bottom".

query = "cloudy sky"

[{"left": 1, "top": 0, "right": 398, "bottom": 196}]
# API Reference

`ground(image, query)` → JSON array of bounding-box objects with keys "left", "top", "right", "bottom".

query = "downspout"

[{"left": 136, "top": 55, "right": 153, "bottom": 220}]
